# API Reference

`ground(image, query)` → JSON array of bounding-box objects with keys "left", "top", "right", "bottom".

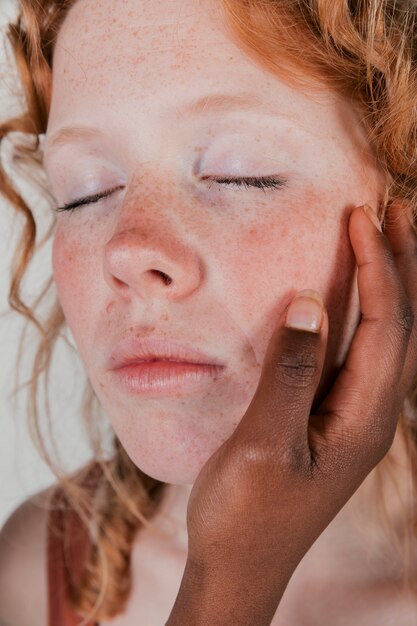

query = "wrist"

[{"left": 165, "top": 556, "right": 288, "bottom": 626}]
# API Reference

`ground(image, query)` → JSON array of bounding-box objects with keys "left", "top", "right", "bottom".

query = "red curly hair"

[{"left": 1, "top": 0, "right": 416, "bottom": 622}]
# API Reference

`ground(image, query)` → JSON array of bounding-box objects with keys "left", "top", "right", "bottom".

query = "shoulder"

[{"left": 0, "top": 486, "right": 55, "bottom": 626}]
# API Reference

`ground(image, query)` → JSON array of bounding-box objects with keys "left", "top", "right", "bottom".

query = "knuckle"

[
  {"left": 230, "top": 438, "right": 279, "bottom": 479},
  {"left": 229, "top": 436, "right": 310, "bottom": 487},
  {"left": 219, "top": 441, "right": 272, "bottom": 503},
  {"left": 274, "top": 347, "right": 319, "bottom": 389}
]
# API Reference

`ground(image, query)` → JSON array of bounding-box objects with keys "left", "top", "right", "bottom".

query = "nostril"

[
  {"left": 113, "top": 275, "right": 127, "bottom": 288},
  {"left": 153, "top": 270, "right": 173, "bottom": 286}
]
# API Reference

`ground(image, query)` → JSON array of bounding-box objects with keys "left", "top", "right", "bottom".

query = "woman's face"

[{"left": 44, "top": 0, "right": 383, "bottom": 484}]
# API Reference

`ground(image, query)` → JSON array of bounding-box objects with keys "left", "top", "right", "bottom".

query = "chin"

[
  {"left": 117, "top": 434, "right": 215, "bottom": 486},
  {"left": 132, "top": 459, "right": 198, "bottom": 486}
]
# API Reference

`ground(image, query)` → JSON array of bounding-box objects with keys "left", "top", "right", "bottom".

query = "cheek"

[
  {"left": 52, "top": 225, "right": 100, "bottom": 348},
  {"left": 218, "top": 187, "right": 359, "bottom": 368},
  {"left": 219, "top": 190, "right": 346, "bottom": 313},
  {"left": 52, "top": 228, "right": 77, "bottom": 305}
]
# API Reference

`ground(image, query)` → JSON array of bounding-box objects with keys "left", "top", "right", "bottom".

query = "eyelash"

[
  {"left": 54, "top": 176, "right": 288, "bottom": 214},
  {"left": 54, "top": 185, "right": 124, "bottom": 214}
]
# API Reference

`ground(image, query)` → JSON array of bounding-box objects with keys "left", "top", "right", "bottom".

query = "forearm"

[{"left": 165, "top": 557, "right": 288, "bottom": 626}]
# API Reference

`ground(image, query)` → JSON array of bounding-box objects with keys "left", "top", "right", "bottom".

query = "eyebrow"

[
  {"left": 43, "top": 92, "right": 284, "bottom": 157},
  {"left": 177, "top": 92, "right": 267, "bottom": 116}
]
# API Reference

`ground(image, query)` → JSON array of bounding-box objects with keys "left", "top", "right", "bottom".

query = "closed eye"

[
  {"left": 54, "top": 176, "right": 288, "bottom": 214},
  {"left": 54, "top": 185, "right": 125, "bottom": 214},
  {"left": 206, "top": 175, "right": 288, "bottom": 192}
]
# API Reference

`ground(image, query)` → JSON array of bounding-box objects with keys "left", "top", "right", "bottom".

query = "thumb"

[{"left": 231, "top": 289, "right": 329, "bottom": 467}]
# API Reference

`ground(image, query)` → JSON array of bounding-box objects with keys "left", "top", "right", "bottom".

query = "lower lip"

[{"left": 110, "top": 360, "right": 223, "bottom": 395}]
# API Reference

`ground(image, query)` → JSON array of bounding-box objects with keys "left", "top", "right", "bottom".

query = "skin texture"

[
  {"left": 44, "top": 0, "right": 383, "bottom": 487},
  {"left": 39, "top": 0, "right": 417, "bottom": 623},
  {"left": 165, "top": 204, "right": 417, "bottom": 624}
]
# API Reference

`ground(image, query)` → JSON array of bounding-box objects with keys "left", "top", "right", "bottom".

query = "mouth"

[
  {"left": 109, "top": 335, "right": 225, "bottom": 369},
  {"left": 107, "top": 335, "right": 225, "bottom": 396}
]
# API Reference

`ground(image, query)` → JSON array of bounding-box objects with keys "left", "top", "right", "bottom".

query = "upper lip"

[{"left": 109, "top": 336, "right": 225, "bottom": 369}]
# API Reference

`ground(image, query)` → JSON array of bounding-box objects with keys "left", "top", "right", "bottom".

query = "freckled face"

[{"left": 44, "top": 0, "right": 383, "bottom": 484}]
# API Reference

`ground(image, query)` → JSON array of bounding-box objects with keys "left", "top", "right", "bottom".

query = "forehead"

[
  {"left": 59, "top": 0, "right": 223, "bottom": 67},
  {"left": 52, "top": 0, "right": 259, "bottom": 99},
  {"left": 49, "top": 0, "right": 331, "bottom": 122},
  {"left": 47, "top": 0, "right": 374, "bottom": 173}
]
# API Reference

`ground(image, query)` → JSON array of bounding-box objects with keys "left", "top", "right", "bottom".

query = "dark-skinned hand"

[{"left": 166, "top": 203, "right": 417, "bottom": 626}]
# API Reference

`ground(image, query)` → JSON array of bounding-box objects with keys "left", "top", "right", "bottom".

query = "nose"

[{"left": 103, "top": 225, "right": 203, "bottom": 301}]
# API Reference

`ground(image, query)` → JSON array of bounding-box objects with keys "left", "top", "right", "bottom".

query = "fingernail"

[
  {"left": 362, "top": 205, "right": 382, "bottom": 232},
  {"left": 285, "top": 290, "right": 324, "bottom": 333}
]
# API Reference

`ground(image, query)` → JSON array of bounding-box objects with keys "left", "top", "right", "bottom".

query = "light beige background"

[{"left": 0, "top": 1, "right": 93, "bottom": 528}]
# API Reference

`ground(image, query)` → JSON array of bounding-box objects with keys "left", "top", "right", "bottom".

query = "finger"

[
  {"left": 231, "top": 289, "right": 329, "bottom": 468},
  {"left": 383, "top": 201, "right": 417, "bottom": 398},
  {"left": 316, "top": 205, "right": 414, "bottom": 464}
]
